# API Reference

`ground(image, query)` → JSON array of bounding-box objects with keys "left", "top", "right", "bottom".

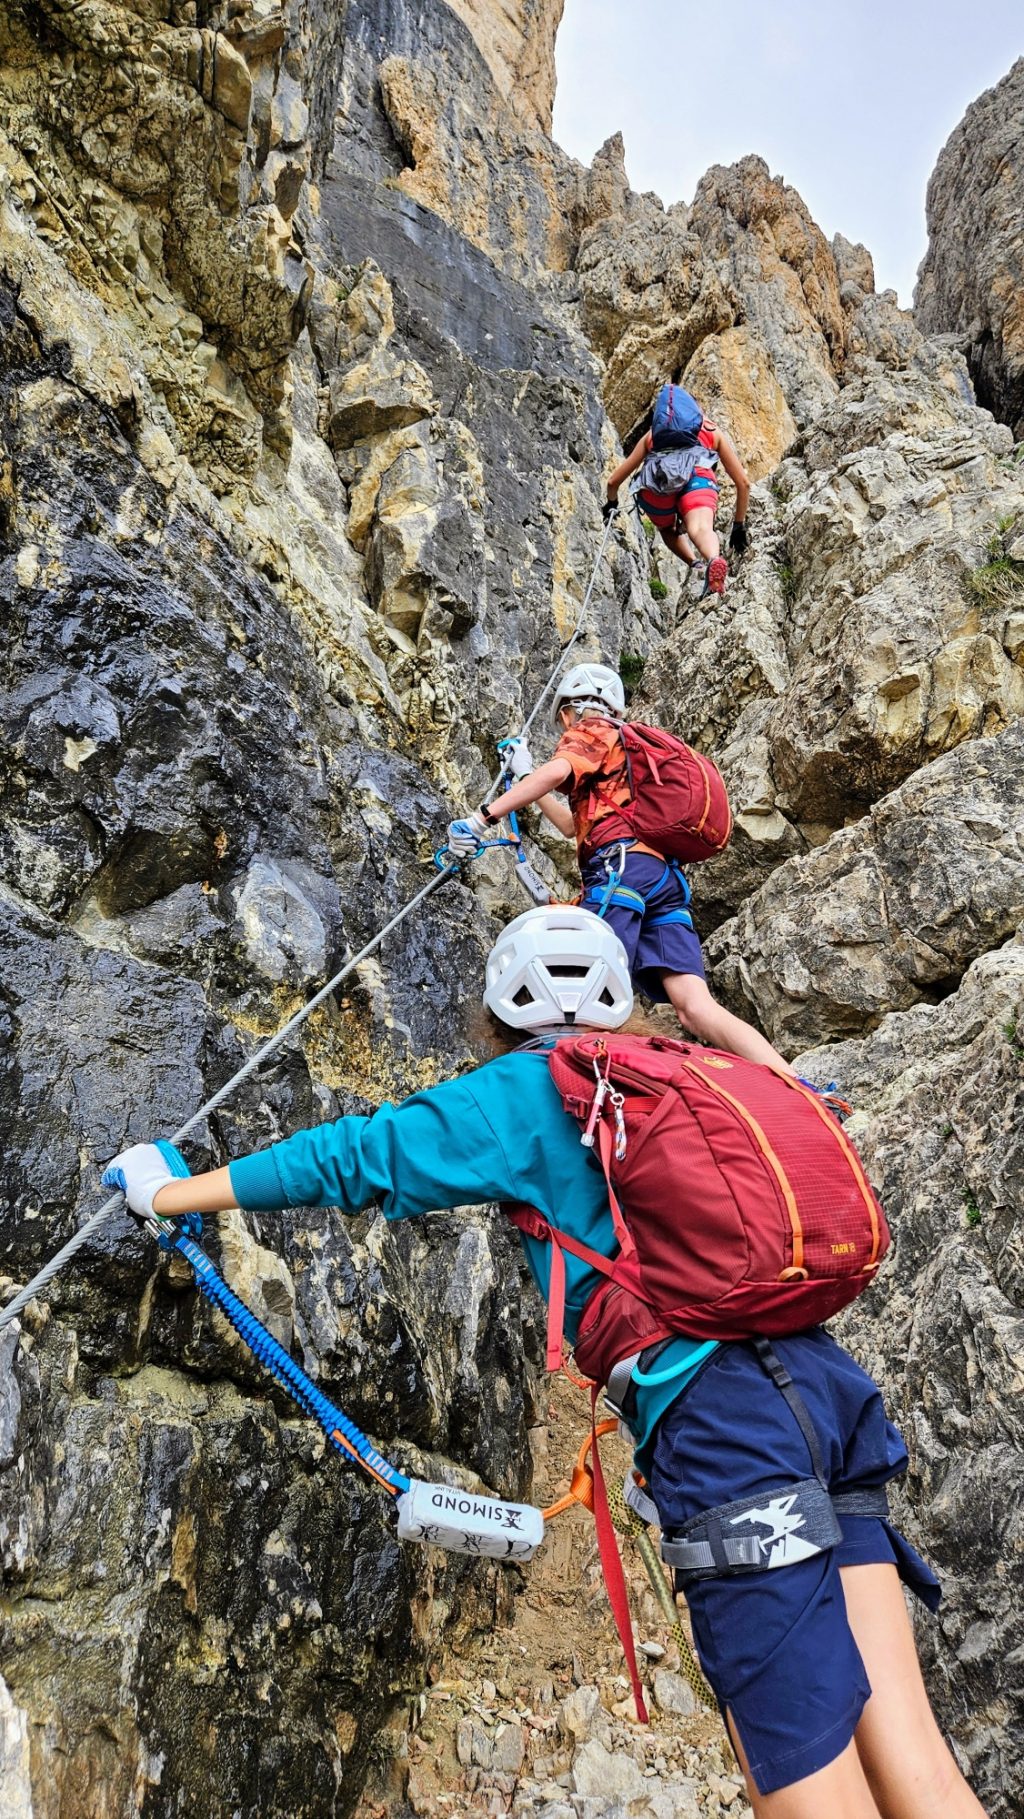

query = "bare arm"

[
  {"left": 715, "top": 430, "right": 750, "bottom": 521},
  {"left": 536, "top": 791, "right": 575, "bottom": 838},
  {"left": 153, "top": 1166, "right": 238, "bottom": 1217},
  {"left": 606, "top": 432, "right": 651, "bottom": 499},
  {"left": 487, "top": 755, "right": 572, "bottom": 821}
]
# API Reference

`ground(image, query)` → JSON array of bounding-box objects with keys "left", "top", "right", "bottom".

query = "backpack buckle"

[
  {"left": 580, "top": 1045, "right": 628, "bottom": 1160},
  {"left": 581, "top": 1045, "right": 612, "bottom": 1148}
]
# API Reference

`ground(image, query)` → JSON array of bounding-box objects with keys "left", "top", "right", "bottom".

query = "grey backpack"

[{"left": 636, "top": 443, "right": 717, "bottom": 497}]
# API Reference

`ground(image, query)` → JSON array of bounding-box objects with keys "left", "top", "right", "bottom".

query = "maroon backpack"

[
  {"left": 618, "top": 722, "right": 731, "bottom": 863},
  {"left": 506, "top": 1033, "right": 888, "bottom": 1384}
]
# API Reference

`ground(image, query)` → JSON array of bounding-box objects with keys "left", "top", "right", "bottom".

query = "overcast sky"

[{"left": 553, "top": 3, "right": 1021, "bottom": 306}]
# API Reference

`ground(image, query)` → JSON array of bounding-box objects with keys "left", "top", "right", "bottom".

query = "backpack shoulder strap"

[{"left": 504, "top": 1204, "right": 619, "bottom": 1372}]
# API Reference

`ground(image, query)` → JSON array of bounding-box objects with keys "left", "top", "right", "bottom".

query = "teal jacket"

[{"left": 229, "top": 1047, "right": 716, "bottom": 1471}]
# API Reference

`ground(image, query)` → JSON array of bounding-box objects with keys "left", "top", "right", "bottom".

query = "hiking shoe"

[{"left": 706, "top": 557, "right": 728, "bottom": 596}]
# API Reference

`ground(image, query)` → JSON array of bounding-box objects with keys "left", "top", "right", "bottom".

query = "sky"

[{"left": 553, "top": 1, "right": 1022, "bottom": 306}]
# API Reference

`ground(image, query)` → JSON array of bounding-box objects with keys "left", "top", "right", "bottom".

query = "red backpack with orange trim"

[
  {"left": 507, "top": 1033, "right": 888, "bottom": 1384},
  {"left": 619, "top": 722, "right": 731, "bottom": 864}
]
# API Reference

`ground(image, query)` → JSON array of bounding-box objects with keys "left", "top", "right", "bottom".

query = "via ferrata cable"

[
  {"left": 0, "top": 864, "right": 457, "bottom": 1335},
  {"left": 0, "top": 510, "right": 620, "bottom": 1334}
]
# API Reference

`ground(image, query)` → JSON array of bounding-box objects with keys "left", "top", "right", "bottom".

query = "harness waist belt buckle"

[
  {"left": 604, "top": 1351, "right": 641, "bottom": 1420},
  {"left": 661, "top": 1477, "right": 843, "bottom": 1581}
]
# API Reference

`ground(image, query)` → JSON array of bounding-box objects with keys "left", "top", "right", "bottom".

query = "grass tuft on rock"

[
  {"left": 619, "top": 652, "right": 646, "bottom": 699},
  {"left": 967, "top": 520, "right": 1024, "bottom": 611}
]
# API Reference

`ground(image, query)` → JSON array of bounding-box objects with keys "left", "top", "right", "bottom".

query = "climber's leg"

[
  {"left": 658, "top": 522, "right": 700, "bottom": 565},
  {"left": 841, "top": 1565, "right": 989, "bottom": 1818},
  {"left": 681, "top": 503, "right": 720, "bottom": 563},
  {"left": 662, "top": 971, "right": 794, "bottom": 1073},
  {"left": 727, "top": 1717, "right": 884, "bottom": 1819}
]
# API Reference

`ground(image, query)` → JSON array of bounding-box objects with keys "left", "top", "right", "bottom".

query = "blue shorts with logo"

[
  {"left": 580, "top": 847, "right": 705, "bottom": 1000},
  {"left": 649, "top": 1330, "right": 940, "bottom": 1797}
]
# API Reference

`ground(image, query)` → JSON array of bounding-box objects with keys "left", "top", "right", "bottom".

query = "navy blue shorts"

[
  {"left": 649, "top": 1330, "right": 940, "bottom": 1797},
  {"left": 579, "top": 848, "right": 705, "bottom": 1000}
]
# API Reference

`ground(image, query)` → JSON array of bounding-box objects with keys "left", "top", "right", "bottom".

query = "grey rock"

[
  {"left": 0, "top": 1675, "right": 32, "bottom": 1819},
  {"left": 707, "top": 721, "right": 1024, "bottom": 1051},
  {"left": 571, "top": 1740, "right": 645, "bottom": 1801},
  {"left": 232, "top": 856, "right": 330, "bottom": 987},
  {"left": 492, "top": 1720, "right": 527, "bottom": 1773},
  {"left": 916, "top": 57, "right": 1024, "bottom": 436},
  {"left": 559, "top": 1684, "right": 611, "bottom": 1746},
  {"left": 651, "top": 1667, "right": 698, "bottom": 1717}
]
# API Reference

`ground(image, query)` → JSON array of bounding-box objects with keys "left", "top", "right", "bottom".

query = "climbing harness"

[
  {"left": 585, "top": 843, "right": 694, "bottom": 932},
  {"left": 659, "top": 1339, "right": 888, "bottom": 1583}
]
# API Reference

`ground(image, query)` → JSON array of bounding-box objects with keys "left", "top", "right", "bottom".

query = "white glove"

[
  {"left": 447, "top": 810, "right": 490, "bottom": 856},
  {"left": 102, "top": 1140, "right": 189, "bottom": 1219},
  {"left": 504, "top": 738, "right": 535, "bottom": 780}
]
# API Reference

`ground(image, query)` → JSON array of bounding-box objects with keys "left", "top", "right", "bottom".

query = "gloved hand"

[
  {"left": 447, "top": 810, "right": 489, "bottom": 857},
  {"left": 504, "top": 737, "right": 534, "bottom": 781},
  {"left": 729, "top": 519, "right": 748, "bottom": 555},
  {"left": 102, "top": 1140, "right": 191, "bottom": 1220},
  {"left": 601, "top": 498, "right": 618, "bottom": 522}
]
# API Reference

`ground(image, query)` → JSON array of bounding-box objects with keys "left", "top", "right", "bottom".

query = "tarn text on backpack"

[
  {"left": 651, "top": 384, "right": 703, "bottom": 450},
  {"left": 505, "top": 1033, "right": 889, "bottom": 1385},
  {"left": 619, "top": 721, "right": 731, "bottom": 863}
]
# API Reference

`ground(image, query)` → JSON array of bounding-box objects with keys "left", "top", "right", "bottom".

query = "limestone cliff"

[
  {"left": 0, "top": 6, "right": 1022, "bottom": 1817},
  {"left": 916, "top": 56, "right": 1024, "bottom": 438}
]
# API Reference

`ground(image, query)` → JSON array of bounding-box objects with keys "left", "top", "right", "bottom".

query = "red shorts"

[
  {"left": 679, "top": 486, "right": 718, "bottom": 517},
  {"left": 637, "top": 477, "right": 719, "bottom": 529}
]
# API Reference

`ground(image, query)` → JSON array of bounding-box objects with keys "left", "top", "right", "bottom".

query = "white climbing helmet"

[
  {"left": 483, "top": 906, "right": 633, "bottom": 1033},
  {"left": 552, "top": 662, "right": 626, "bottom": 725}
]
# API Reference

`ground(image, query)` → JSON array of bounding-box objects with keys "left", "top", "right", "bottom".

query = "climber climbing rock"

[
  {"left": 447, "top": 661, "right": 795, "bottom": 1075},
  {"left": 105, "top": 906, "right": 987, "bottom": 1819},
  {"left": 603, "top": 383, "right": 749, "bottom": 597}
]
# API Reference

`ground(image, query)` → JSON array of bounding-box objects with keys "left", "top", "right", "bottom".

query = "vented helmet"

[
  {"left": 483, "top": 906, "right": 633, "bottom": 1033},
  {"left": 552, "top": 662, "right": 626, "bottom": 725}
]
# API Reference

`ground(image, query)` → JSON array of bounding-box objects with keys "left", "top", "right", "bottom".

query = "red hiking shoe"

[{"left": 707, "top": 556, "right": 728, "bottom": 596}]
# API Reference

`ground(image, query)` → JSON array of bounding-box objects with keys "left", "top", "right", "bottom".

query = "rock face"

[
  {"left": 802, "top": 937, "right": 1024, "bottom": 1807},
  {"left": 0, "top": 3, "right": 1022, "bottom": 1816},
  {"left": 572, "top": 149, "right": 844, "bottom": 451},
  {"left": 916, "top": 57, "right": 1024, "bottom": 438}
]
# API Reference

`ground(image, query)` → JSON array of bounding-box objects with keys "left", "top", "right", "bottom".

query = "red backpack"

[
  {"left": 506, "top": 1033, "right": 888, "bottom": 1386},
  {"left": 618, "top": 722, "right": 731, "bottom": 863}
]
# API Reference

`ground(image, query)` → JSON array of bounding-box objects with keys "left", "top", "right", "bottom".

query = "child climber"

[
  {"left": 447, "top": 662, "right": 792, "bottom": 1074},
  {"left": 104, "top": 906, "right": 987, "bottom": 1819},
  {"left": 603, "top": 383, "right": 749, "bottom": 598}
]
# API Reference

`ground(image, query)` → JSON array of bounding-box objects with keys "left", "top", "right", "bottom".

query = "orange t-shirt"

[{"left": 554, "top": 716, "right": 634, "bottom": 856}]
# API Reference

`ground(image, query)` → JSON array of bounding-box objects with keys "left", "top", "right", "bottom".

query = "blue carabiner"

[{"left": 434, "top": 836, "right": 522, "bottom": 872}]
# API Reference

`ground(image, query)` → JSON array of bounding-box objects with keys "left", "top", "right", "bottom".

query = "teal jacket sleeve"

[{"left": 228, "top": 1067, "right": 528, "bottom": 1218}]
